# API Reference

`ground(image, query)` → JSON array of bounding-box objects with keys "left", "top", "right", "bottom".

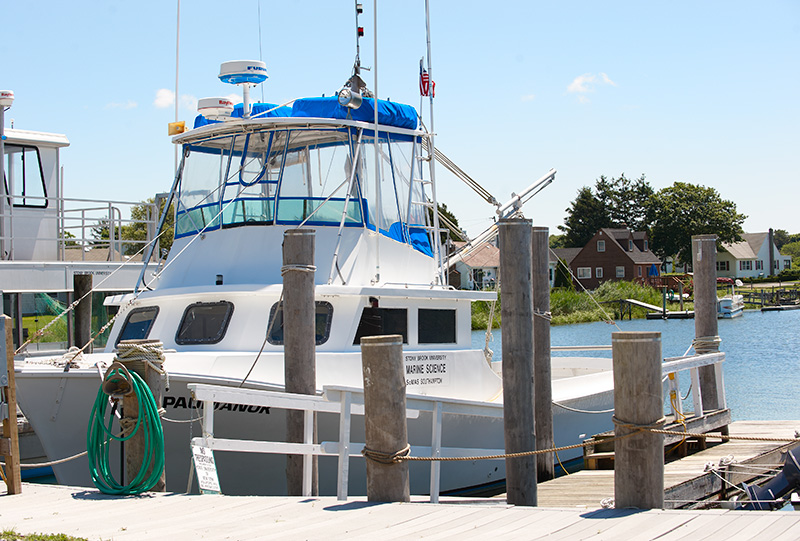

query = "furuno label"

[{"left": 404, "top": 353, "right": 451, "bottom": 387}]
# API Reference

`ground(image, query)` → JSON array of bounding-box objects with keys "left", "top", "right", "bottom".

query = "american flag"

[{"left": 419, "top": 61, "right": 435, "bottom": 97}]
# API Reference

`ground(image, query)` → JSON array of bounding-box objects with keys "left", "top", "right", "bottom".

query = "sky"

[{"left": 3, "top": 1, "right": 799, "bottom": 239}]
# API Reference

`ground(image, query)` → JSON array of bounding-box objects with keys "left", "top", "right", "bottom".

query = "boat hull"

[{"left": 15, "top": 360, "right": 614, "bottom": 496}]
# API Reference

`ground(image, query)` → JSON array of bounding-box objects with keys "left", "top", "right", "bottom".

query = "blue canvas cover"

[
  {"left": 291, "top": 97, "right": 418, "bottom": 130},
  {"left": 193, "top": 102, "right": 293, "bottom": 128}
]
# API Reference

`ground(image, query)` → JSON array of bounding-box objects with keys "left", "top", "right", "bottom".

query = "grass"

[
  {"left": 0, "top": 530, "right": 87, "bottom": 541},
  {"left": 471, "top": 280, "right": 696, "bottom": 329}
]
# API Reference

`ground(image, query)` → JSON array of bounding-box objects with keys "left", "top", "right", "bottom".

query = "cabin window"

[
  {"left": 418, "top": 309, "right": 456, "bottom": 344},
  {"left": 266, "top": 301, "right": 333, "bottom": 346},
  {"left": 116, "top": 307, "right": 159, "bottom": 346},
  {"left": 577, "top": 267, "right": 591, "bottom": 279},
  {"left": 3, "top": 145, "right": 48, "bottom": 208},
  {"left": 616, "top": 266, "right": 625, "bottom": 278},
  {"left": 353, "top": 307, "right": 407, "bottom": 344},
  {"left": 175, "top": 301, "right": 234, "bottom": 344}
]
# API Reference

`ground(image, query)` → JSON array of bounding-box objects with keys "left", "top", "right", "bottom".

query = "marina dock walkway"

[
  {"left": 2, "top": 421, "right": 798, "bottom": 540},
  {"left": 2, "top": 483, "right": 800, "bottom": 540},
  {"left": 538, "top": 420, "right": 800, "bottom": 509}
]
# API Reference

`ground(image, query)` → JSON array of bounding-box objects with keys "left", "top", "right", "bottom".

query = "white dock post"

[
  {"left": 532, "top": 226, "right": 554, "bottom": 482},
  {"left": 613, "top": 331, "right": 664, "bottom": 510},
  {"left": 498, "top": 218, "right": 537, "bottom": 506},
  {"left": 283, "top": 228, "right": 318, "bottom": 496}
]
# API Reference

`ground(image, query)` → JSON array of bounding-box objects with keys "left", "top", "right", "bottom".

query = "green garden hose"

[{"left": 87, "top": 362, "right": 165, "bottom": 495}]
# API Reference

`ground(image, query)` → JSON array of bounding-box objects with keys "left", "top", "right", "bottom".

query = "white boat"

[
  {"left": 13, "top": 45, "right": 615, "bottom": 496},
  {"left": 718, "top": 294, "right": 744, "bottom": 318}
]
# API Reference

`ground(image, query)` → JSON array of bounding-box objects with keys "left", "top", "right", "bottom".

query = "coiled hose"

[{"left": 87, "top": 362, "right": 165, "bottom": 495}]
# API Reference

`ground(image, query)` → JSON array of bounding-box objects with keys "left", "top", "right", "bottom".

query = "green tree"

[
  {"left": 552, "top": 258, "right": 574, "bottom": 289},
  {"left": 594, "top": 173, "right": 654, "bottom": 231},
  {"left": 780, "top": 240, "right": 800, "bottom": 261},
  {"left": 558, "top": 186, "right": 611, "bottom": 247},
  {"left": 773, "top": 229, "right": 791, "bottom": 250},
  {"left": 649, "top": 182, "right": 746, "bottom": 265},
  {"left": 91, "top": 198, "right": 175, "bottom": 257},
  {"left": 433, "top": 202, "right": 466, "bottom": 243},
  {"left": 549, "top": 234, "right": 566, "bottom": 248}
]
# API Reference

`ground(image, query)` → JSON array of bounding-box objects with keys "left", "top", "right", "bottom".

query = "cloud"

[
  {"left": 567, "top": 72, "right": 617, "bottom": 103},
  {"left": 521, "top": 94, "right": 536, "bottom": 102},
  {"left": 105, "top": 100, "right": 138, "bottom": 110},
  {"left": 154, "top": 88, "right": 174, "bottom": 108},
  {"left": 180, "top": 94, "right": 198, "bottom": 112}
]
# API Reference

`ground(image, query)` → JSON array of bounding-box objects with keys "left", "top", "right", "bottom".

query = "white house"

[{"left": 719, "top": 231, "right": 792, "bottom": 279}]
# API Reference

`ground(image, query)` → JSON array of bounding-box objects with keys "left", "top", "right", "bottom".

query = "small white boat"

[{"left": 718, "top": 294, "right": 744, "bottom": 318}]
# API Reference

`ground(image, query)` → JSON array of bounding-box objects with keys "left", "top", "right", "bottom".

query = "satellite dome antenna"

[{"left": 218, "top": 60, "right": 268, "bottom": 118}]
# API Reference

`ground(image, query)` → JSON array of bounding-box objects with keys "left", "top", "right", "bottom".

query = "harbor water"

[{"left": 473, "top": 308, "right": 800, "bottom": 422}]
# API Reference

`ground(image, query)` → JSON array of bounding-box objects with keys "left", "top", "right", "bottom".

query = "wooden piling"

[
  {"left": 691, "top": 235, "right": 722, "bottom": 412},
  {"left": 73, "top": 273, "right": 93, "bottom": 353},
  {"left": 612, "top": 331, "right": 664, "bottom": 510},
  {"left": 531, "top": 226, "right": 554, "bottom": 482},
  {"left": 498, "top": 218, "right": 537, "bottom": 506},
  {"left": 120, "top": 343, "right": 166, "bottom": 492},
  {"left": 1, "top": 315, "right": 21, "bottom": 494},
  {"left": 360, "top": 335, "right": 410, "bottom": 502},
  {"left": 282, "top": 229, "right": 318, "bottom": 496}
]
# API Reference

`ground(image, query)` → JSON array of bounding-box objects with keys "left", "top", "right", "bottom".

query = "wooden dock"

[
  {"left": 537, "top": 420, "right": 799, "bottom": 509},
  {"left": 2, "top": 482, "right": 800, "bottom": 540}
]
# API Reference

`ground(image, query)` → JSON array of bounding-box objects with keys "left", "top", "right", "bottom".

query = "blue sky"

[{"left": 4, "top": 1, "right": 798, "bottom": 238}]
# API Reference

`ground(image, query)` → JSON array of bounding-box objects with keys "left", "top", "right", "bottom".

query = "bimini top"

[{"left": 193, "top": 96, "right": 418, "bottom": 131}]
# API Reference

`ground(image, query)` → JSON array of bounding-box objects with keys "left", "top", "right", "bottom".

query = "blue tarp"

[
  {"left": 291, "top": 97, "right": 418, "bottom": 130},
  {"left": 193, "top": 102, "right": 293, "bottom": 128},
  {"left": 194, "top": 97, "right": 418, "bottom": 130}
]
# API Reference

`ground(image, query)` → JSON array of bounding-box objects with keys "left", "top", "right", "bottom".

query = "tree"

[
  {"left": 549, "top": 234, "right": 566, "bottom": 248},
  {"left": 594, "top": 174, "right": 654, "bottom": 231},
  {"left": 433, "top": 202, "right": 467, "bottom": 243},
  {"left": 91, "top": 197, "right": 175, "bottom": 257},
  {"left": 558, "top": 186, "right": 611, "bottom": 247},
  {"left": 648, "top": 182, "right": 746, "bottom": 265},
  {"left": 559, "top": 174, "right": 654, "bottom": 247}
]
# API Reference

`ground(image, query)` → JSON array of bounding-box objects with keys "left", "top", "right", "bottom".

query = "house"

[
  {"left": 718, "top": 230, "right": 792, "bottom": 279},
  {"left": 569, "top": 228, "right": 662, "bottom": 289},
  {"left": 449, "top": 241, "right": 500, "bottom": 290}
]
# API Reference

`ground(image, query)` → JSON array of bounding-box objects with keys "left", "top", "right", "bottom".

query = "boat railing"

[
  {"left": 0, "top": 194, "right": 159, "bottom": 262},
  {"left": 187, "top": 382, "right": 503, "bottom": 503},
  {"left": 662, "top": 351, "right": 726, "bottom": 419}
]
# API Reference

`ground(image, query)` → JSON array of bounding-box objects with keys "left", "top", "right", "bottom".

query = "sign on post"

[{"left": 192, "top": 445, "right": 221, "bottom": 494}]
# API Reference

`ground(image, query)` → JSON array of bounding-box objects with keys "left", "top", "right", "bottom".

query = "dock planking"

[
  {"left": 1, "top": 421, "right": 799, "bottom": 540},
  {"left": 2, "top": 484, "right": 800, "bottom": 540},
  {"left": 537, "top": 420, "right": 799, "bottom": 509}
]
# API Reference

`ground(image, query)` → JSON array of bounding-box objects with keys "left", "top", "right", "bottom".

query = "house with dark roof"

[
  {"left": 569, "top": 228, "right": 662, "bottom": 289},
  {"left": 719, "top": 231, "right": 792, "bottom": 279}
]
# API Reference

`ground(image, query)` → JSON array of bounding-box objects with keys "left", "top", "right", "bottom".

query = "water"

[{"left": 473, "top": 308, "right": 800, "bottom": 421}]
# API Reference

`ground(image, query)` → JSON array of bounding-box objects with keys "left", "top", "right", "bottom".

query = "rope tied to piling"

[
  {"left": 611, "top": 415, "right": 668, "bottom": 432},
  {"left": 692, "top": 335, "right": 722, "bottom": 354},
  {"left": 362, "top": 443, "right": 411, "bottom": 464},
  {"left": 115, "top": 339, "right": 169, "bottom": 392},
  {"left": 533, "top": 309, "right": 552, "bottom": 321},
  {"left": 281, "top": 264, "right": 317, "bottom": 276}
]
